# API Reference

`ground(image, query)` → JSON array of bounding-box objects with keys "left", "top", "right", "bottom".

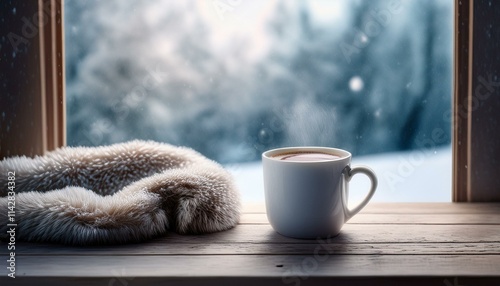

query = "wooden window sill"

[{"left": 1, "top": 202, "right": 499, "bottom": 285}]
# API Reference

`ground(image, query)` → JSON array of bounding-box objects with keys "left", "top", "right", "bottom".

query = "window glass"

[{"left": 65, "top": 0, "right": 453, "bottom": 203}]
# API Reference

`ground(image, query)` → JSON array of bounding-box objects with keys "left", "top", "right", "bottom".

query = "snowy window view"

[{"left": 65, "top": 0, "right": 453, "bottom": 203}]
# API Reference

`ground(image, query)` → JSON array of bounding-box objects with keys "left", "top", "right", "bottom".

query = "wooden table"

[{"left": 1, "top": 203, "right": 500, "bottom": 285}]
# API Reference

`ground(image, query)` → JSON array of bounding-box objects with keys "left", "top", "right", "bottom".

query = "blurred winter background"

[{"left": 65, "top": 0, "right": 453, "bottom": 202}]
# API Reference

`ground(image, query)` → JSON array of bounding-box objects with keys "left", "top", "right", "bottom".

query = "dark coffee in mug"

[{"left": 272, "top": 151, "right": 341, "bottom": 162}]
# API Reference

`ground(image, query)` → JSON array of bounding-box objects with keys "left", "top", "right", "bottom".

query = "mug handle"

[{"left": 342, "top": 165, "right": 377, "bottom": 222}]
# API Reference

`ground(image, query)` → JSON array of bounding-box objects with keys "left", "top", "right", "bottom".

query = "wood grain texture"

[
  {"left": 3, "top": 224, "right": 499, "bottom": 253},
  {"left": 1, "top": 203, "right": 499, "bottom": 285},
  {"left": 242, "top": 202, "right": 500, "bottom": 214},
  {"left": 1, "top": 277, "right": 500, "bottom": 286},
  {"left": 8, "top": 242, "right": 500, "bottom": 256},
  {"left": 240, "top": 213, "right": 500, "bottom": 224},
  {"left": 1, "top": 255, "right": 500, "bottom": 277}
]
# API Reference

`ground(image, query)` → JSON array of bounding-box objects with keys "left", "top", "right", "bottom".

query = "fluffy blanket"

[{"left": 0, "top": 140, "right": 240, "bottom": 245}]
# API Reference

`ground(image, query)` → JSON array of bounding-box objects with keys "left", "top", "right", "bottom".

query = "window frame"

[
  {"left": 453, "top": 0, "right": 500, "bottom": 202},
  {"left": 0, "top": 0, "right": 65, "bottom": 158},
  {"left": 2, "top": 0, "right": 498, "bottom": 202},
  {"left": 42, "top": 0, "right": 66, "bottom": 153},
  {"left": 452, "top": 0, "right": 472, "bottom": 202}
]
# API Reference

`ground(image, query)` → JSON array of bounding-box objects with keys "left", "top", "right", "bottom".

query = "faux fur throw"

[{"left": 0, "top": 140, "right": 240, "bottom": 245}]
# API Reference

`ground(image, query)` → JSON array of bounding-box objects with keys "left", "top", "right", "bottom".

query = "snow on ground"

[{"left": 226, "top": 146, "right": 451, "bottom": 206}]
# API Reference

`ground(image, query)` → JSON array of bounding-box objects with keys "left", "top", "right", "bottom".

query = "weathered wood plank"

[
  {"left": 240, "top": 213, "right": 500, "bottom": 224},
  {"left": 242, "top": 203, "right": 500, "bottom": 214},
  {"left": 10, "top": 242, "right": 500, "bottom": 256},
  {"left": 2, "top": 277, "right": 500, "bottom": 286},
  {"left": 1, "top": 203, "right": 499, "bottom": 285},
  {"left": 140, "top": 224, "right": 500, "bottom": 244},
  {"left": 1, "top": 255, "right": 499, "bottom": 278},
  {"left": 361, "top": 203, "right": 500, "bottom": 214},
  {"left": 2, "top": 224, "right": 499, "bottom": 256}
]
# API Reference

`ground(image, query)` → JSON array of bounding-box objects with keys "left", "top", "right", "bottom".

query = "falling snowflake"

[{"left": 349, "top": 76, "right": 364, "bottom": 92}]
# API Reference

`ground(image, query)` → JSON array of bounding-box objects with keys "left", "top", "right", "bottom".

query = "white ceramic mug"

[{"left": 262, "top": 147, "right": 377, "bottom": 239}]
